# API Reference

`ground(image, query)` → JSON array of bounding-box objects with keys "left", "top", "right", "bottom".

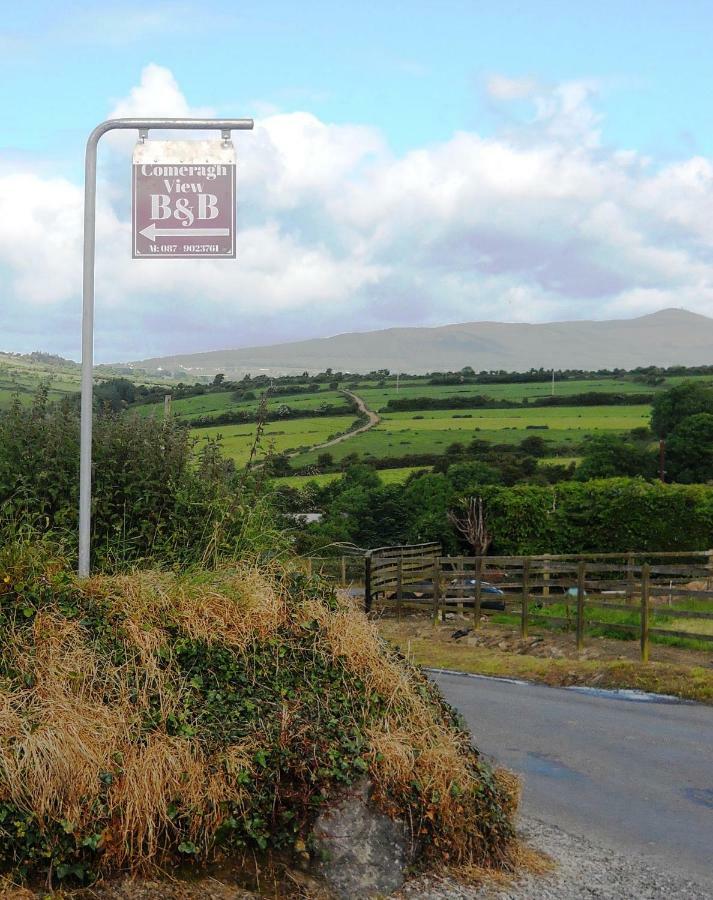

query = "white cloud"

[
  {"left": 1, "top": 65, "right": 713, "bottom": 361},
  {"left": 485, "top": 74, "right": 538, "bottom": 100},
  {"left": 109, "top": 64, "right": 207, "bottom": 120}
]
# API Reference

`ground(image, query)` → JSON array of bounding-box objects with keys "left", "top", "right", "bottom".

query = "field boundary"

[{"left": 364, "top": 548, "right": 713, "bottom": 660}]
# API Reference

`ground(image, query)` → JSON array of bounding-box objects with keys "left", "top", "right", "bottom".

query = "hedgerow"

[{"left": 477, "top": 478, "right": 713, "bottom": 555}]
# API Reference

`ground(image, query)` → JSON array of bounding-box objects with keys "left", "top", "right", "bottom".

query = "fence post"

[
  {"left": 306, "top": 557, "right": 313, "bottom": 578},
  {"left": 520, "top": 557, "right": 530, "bottom": 639},
  {"left": 543, "top": 554, "right": 550, "bottom": 598},
  {"left": 626, "top": 551, "right": 635, "bottom": 604},
  {"left": 474, "top": 555, "right": 483, "bottom": 628},
  {"left": 341, "top": 555, "right": 347, "bottom": 586},
  {"left": 364, "top": 552, "right": 373, "bottom": 614},
  {"left": 640, "top": 563, "right": 650, "bottom": 663},
  {"left": 576, "top": 560, "right": 586, "bottom": 652},
  {"left": 396, "top": 556, "right": 403, "bottom": 620},
  {"left": 432, "top": 557, "right": 442, "bottom": 624},
  {"left": 456, "top": 555, "right": 464, "bottom": 617}
]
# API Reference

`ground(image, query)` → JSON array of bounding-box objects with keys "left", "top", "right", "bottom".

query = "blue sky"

[
  {"left": 4, "top": 0, "right": 713, "bottom": 162},
  {"left": 1, "top": 1, "right": 713, "bottom": 360}
]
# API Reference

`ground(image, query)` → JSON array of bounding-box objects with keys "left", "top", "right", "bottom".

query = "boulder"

[{"left": 312, "top": 779, "right": 409, "bottom": 899}]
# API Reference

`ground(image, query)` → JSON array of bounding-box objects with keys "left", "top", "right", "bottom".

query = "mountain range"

[{"left": 130, "top": 308, "right": 713, "bottom": 377}]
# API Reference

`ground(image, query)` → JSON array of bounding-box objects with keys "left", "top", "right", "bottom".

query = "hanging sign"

[{"left": 132, "top": 140, "right": 236, "bottom": 258}]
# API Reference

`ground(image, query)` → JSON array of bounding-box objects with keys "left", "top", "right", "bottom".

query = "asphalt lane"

[{"left": 432, "top": 671, "right": 713, "bottom": 886}]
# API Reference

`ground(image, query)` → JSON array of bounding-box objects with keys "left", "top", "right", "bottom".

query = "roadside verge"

[{"left": 378, "top": 619, "right": 713, "bottom": 705}]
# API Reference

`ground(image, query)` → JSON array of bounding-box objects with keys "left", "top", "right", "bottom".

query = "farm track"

[{"left": 287, "top": 390, "right": 380, "bottom": 457}]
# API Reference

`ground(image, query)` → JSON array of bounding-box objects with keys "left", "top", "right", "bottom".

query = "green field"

[
  {"left": 292, "top": 404, "right": 651, "bottom": 467},
  {"left": 4, "top": 354, "right": 710, "bottom": 476},
  {"left": 0, "top": 354, "right": 81, "bottom": 407},
  {"left": 192, "top": 415, "right": 358, "bottom": 466},
  {"left": 540, "top": 456, "right": 581, "bottom": 467},
  {"left": 134, "top": 388, "right": 350, "bottom": 421},
  {"left": 0, "top": 353, "right": 177, "bottom": 411},
  {"left": 355, "top": 377, "right": 665, "bottom": 409},
  {"left": 272, "top": 466, "right": 428, "bottom": 489},
  {"left": 493, "top": 596, "right": 713, "bottom": 651}
]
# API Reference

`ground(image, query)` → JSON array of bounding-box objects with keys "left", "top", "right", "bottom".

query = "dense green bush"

[
  {"left": 294, "top": 467, "right": 713, "bottom": 556},
  {"left": 575, "top": 434, "right": 656, "bottom": 481},
  {"left": 477, "top": 479, "right": 713, "bottom": 554},
  {"left": 0, "top": 389, "right": 283, "bottom": 568},
  {"left": 651, "top": 380, "right": 713, "bottom": 437},
  {"left": 666, "top": 413, "right": 713, "bottom": 484}
]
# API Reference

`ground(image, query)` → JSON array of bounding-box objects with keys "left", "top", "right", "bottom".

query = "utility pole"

[{"left": 551, "top": 368, "right": 555, "bottom": 396}]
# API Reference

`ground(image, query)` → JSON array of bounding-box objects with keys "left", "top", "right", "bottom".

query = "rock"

[{"left": 312, "top": 779, "right": 409, "bottom": 899}]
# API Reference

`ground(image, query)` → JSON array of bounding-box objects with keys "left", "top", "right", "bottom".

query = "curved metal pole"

[{"left": 78, "top": 118, "right": 254, "bottom": 576}]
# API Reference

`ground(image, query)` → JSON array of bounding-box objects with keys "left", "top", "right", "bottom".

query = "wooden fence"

[
  {"left": 301, "top": 550, "right": 366, "bottom": 585},
  {"left": 363, "top": 548, "right": 713, "bottom": 661}
]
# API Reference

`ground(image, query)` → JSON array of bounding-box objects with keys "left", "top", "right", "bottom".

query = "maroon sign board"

[{"left": 132, "top": 140, "right": 236, "bottom": 258}]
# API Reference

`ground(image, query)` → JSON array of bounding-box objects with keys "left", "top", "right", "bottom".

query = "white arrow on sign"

[{"left": 139, "top": 223, "right": 231, "bottom": 242}]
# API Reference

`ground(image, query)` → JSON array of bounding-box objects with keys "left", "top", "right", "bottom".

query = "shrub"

[{"left": 0, "top": 390, "right": 280, "bottom": 568}]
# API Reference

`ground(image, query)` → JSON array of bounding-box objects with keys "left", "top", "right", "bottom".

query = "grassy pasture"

[
  {"left": 293, "top": 404, "right": 651, "bottom": 467},
  {"left": 271, "top": 466, "right": 428, "bottom": 490},
  {"left": 357, "top": 377, "right": 658, "bottom": 409},
  {"left": 134, "top": 389, "right": 350, "bottom": 421},
  {"left": 492, "top": 596, "right": 713, "bottom": 652},
  {"left": 0, "top": 353, "right": 177, "bottom": 410},
  {"left": 0, "top": 356, "right": 81, "bottom": 408},
  {"left": 192, "top": 414, "right": 358, "bottom": 466}
]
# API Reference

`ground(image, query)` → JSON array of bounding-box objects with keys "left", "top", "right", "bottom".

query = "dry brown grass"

[
  {"left": 0, "top": 566, "right": 277, "bottom": 872},
  {"left": 307, "top": 595, "right": 519, "bottom": 868},
  {"left": 0, "top": 613, "right": 130, "bottom": 826},
  {"left": 86, "top": 567, "right": 287, "bottom": 652}
]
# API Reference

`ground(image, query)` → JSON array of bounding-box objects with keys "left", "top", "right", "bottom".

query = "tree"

[
  {"left": 341, "top": 463, "right": 380, "bottom": 491},
  {"left": 666, "top": 414, "right": 713, "bottom": 483},
  {"left": 448, "top": 496, "right": 492, "bottom": 555},
  {"left": 651, "top": 381, "right": 713, "bottom": 437},
  {"left": 94, "top": 377, "right": 136, "bottom": 412},
  {"left": 519, "top": 435, "right": 548, "bottom": 458},
  {"left": 317, "top": 452, "right": 334, "bottom": 469},
  {"left": 265, "top": 453, "right": 292, "bottom": 477},
  {"left": 576, "top": 434, "right": 656, "bottom": 481},
  {"left": 212, "top": 373, "right": 225, "bottom": 386},
  {"left": 447, "top": 461, "right": 501, "bottom": 491}
]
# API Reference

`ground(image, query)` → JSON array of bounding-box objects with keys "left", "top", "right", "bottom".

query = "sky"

[{"left": 2, "top": 0, "right": 713, "bottom": 361}]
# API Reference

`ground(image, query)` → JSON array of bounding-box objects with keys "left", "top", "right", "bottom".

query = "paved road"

[{"left": 433, "top": 670, "right": 713, "bottom": 887}]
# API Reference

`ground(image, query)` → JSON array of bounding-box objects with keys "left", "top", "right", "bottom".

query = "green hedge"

[{"left": 478, "top": 478, "right": 713, "bottom": 555}]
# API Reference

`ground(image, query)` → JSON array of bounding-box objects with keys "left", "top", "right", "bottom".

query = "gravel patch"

[{"left": 396, "top": 816, "right": 713, "bottom": 899}]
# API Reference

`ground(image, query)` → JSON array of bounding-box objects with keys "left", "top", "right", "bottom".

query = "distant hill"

[{"left": 129, "top": 309, "right": 713, "bottom": 377}]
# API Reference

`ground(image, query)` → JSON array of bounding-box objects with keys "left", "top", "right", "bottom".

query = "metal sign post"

[{"left": 79, "top": 118, "right": 253, "bottom": 577}]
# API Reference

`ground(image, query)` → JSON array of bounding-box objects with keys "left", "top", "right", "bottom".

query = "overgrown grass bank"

[{"left": 0, "top": 542, "right": 517, "bottom": 887}]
